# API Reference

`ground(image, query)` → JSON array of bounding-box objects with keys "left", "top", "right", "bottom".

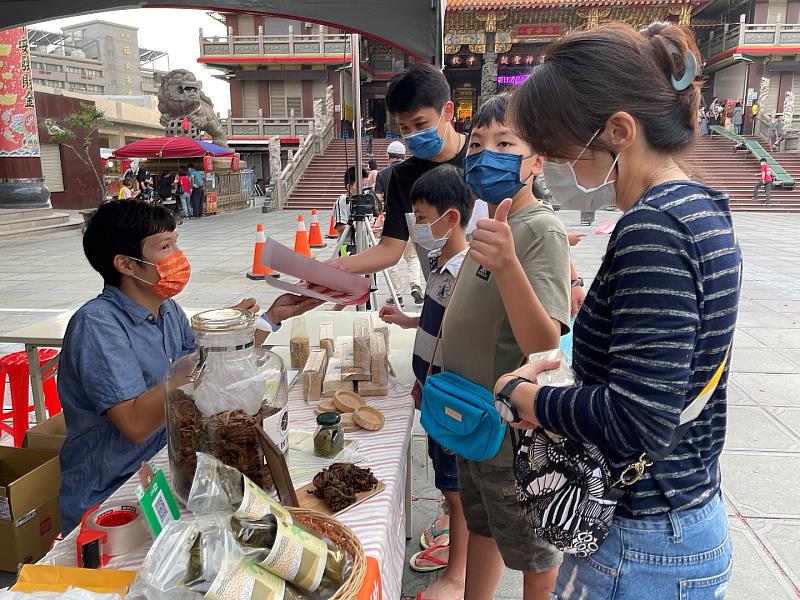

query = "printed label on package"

[
  {"left": 259, "top": 518, "right": 327, "bottom": 592},
  {"left": 262, "top": 405, "right": 289, "bottom": 453},
  {"left": 237, "top": 477, "right": 292, "bottom": 524},
  {"left": 206, "top": 557, "right": 286, "bottom": 600}
]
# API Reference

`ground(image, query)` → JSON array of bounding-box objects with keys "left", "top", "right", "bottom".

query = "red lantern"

[
  {"left": 203, "top": 155, "right": 213, "bottom": 172},
  {"left": 231, "top": 155, "right": 240, "bottom": 172},
  {"left": 182, "top": 117, "right": 190, "bottom": 133}
]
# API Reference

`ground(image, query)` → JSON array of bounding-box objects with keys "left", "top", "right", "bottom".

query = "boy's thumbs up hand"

[{"left": 469, "top": 198, "right": 516, "bottom": 273}]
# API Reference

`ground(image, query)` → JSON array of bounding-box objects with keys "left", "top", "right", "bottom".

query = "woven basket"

[{"left": 288, "top": 507, "right": 366, "bottom": 599}]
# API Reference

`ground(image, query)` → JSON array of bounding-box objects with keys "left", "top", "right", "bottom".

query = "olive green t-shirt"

[{"left": 441, "top": 201, "right": 571, "bottom": 392}]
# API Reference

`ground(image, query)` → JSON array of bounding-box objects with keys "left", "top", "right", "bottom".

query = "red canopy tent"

[{"left": 112, "top": 137, "right": 234, "bottom": 159}]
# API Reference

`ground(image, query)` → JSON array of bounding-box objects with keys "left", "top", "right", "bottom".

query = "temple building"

[{"left": 443, "top": 0, "right": 695, "bottom": 120}]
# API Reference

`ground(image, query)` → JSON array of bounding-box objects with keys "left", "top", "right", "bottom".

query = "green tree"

[{"left": 42, "top": 103, "right": 110, "bottom": 203}]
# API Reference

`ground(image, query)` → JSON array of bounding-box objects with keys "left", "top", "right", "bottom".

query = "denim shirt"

[{"left": 57, "top": 285, "right": 195, "bottom": 533}]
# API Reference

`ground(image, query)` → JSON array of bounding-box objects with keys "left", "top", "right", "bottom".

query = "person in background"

[
  {"left": 187, "top": 163, "right": 205, "bottom": 218},
  {"left": 364, "top": 117, "right": 376, "bottom": 155},
  {"left": 118, "top": 177, "right": 138, "bottom": 200},
  {"left": 57, "top": 200, "right": 321, "bottom": 534},
  {"left": 366, "top": 158, "right": 379, "bottom": 189},
  {"left": 499, "top": 21, "right": 740, "bottom": 598},
  {"left": 157, "top": 172, "right": 175, "bottom": 206},
  {"left": 769, "top": 114, "right": 785, "bottom": 152},
  {"left": 376, "top": 141, "right": 424, "bottom": 307},
  {"left": 708, "top": 96, "right": 719, "bottom": 126},
  {"left": 732, "top": 101, "right": 743, "bottom": 135},
  {"left": 379, "top": 165, "right": 474, "bottom": 600},
  {"left": 331, "top": 63, "right": 468, "bottom": 281},
  {"left": 448, "top": 92, "right": 572, "bottom": 600},
  {"left": 751, "top": 102, "right": 760, "bottom": 134},
  {"left": 699, "top": 105, "right": 709, "bottom": 136},
  {"left": 176, "top": 168, "right": 192, "bottom": 218},
  {"left": 752, "top": 157, "right": 774, "bottom": 204},
  {"left": 333, "top": 166, "right": 370, "bottom": 237}
]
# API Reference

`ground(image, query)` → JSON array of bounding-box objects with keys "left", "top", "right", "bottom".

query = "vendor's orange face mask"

[{"left": 130, "top": 250, "right": 191, "bottom": 300}]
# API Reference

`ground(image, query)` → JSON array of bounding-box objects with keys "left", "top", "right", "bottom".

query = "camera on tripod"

[{"left": 349, "top": 192, "right": 376, "bottom": 220}]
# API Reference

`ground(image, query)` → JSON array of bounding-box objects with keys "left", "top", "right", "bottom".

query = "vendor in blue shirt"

[{"left": 58, "top": 200, "right": 320, "bottom": 533}]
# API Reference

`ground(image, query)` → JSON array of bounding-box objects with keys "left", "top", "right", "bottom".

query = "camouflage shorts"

[{"left": 457, "top": 436, "right": 563, "bottom": 573}]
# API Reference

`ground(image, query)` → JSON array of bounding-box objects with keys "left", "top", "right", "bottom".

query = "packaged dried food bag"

[{"left": 290, "top": 317, "right": 310, "bottom": 369}]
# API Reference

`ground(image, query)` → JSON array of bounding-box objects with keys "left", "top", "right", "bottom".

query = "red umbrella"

[{"left": 112, "top": 137, "right": 234, "bottom": 159}]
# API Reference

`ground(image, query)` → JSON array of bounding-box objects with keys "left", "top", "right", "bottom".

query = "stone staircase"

[
  {"left": 284, "top": 138, "right": 393, "bottom": 211},
  {"left": 686, "top": 136, "right": 800, "bottom": 212},
  {"left": 0, "top": 208, "right": 83, "bottom": 241}
]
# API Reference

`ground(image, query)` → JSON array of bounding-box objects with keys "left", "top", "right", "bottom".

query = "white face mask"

[
  {"left": 542, "top": 130, "right": 620, "bottom": 212},
  {"left": 408, "top": 211, "right": 454, "bottom": 251}
]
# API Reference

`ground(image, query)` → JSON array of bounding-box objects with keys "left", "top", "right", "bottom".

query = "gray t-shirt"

[{"left": 441, "top": 201, "right": 570, "bottom": 465}]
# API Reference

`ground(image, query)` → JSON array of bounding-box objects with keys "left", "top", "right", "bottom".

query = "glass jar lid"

[
  {"left": 316, "top": 412, "right": 341, "bottom": 426},
  {"left": 191, "top": 308, "right": 255, "bottom": 333}
]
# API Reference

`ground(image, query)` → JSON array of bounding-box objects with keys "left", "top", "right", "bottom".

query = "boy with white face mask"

[{"left": 379, "top": 165, "right": 473, "bottom": 600}]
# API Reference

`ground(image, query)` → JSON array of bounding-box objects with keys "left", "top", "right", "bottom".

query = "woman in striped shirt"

[{"left": 493, "top": 22, "right": 741, "bottom": 599}]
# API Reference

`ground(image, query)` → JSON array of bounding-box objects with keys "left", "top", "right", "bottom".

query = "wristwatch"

[
  {"left": 571, "top": 277, "right": 584, "bottom": 288},
  {"left": 494, "top": 376, "right": 534, "bottom": 424}
]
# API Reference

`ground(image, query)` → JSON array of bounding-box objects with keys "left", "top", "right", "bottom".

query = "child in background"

[
  {"left": 380, "top": 164, "right": 474, "bottom": 600},
  {"left": 117, "top": 177, "right": 137, "bottom": 200}
]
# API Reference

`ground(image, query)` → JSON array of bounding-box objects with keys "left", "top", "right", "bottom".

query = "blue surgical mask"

[
  {"left": 464, "top": 149, "right": 532, "bottom": 204},
  {"left": 404, "top": 111, "right": 446, "bottom": 160}
]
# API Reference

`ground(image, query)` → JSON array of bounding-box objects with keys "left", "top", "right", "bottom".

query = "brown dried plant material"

[
  {"left": 339, "top": 337, "right": 370, "bottom": 381},
  {"left": 308, "top": 463, "right": 378, "bottom": 512},
  {"left": 352, "top": 318, "right": 371, "bottom": 369},
  {"left": 167, "top": 388, "right": 275, "bottom": 501},
  {"left": 322, "top": 356, "right": 353, "bottom": 397},
  {"left": 302, "top": 349, "right": 328, "bottom": 403},
  {"left": 319, "top": 322, "right": 335, "bottom": 358},
  {"left": 290, "top": 316, "right": 310, "bottom": 369},
  {"left": 369, "top": 332, "right": 388, "bottom": 387}
]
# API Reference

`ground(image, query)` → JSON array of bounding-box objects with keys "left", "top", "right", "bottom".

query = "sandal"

[
  {"left": 420, "top": 525, "right": 450, "bottom": 550},
  {"left": 409, "top": 543, "right": 449, "bottom": 573}
]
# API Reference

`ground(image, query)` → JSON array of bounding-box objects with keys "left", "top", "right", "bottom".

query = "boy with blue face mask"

[
  {"left": 380, "top": 164, "right": 473, "bottom": 600},
  {"left": 445, "top": 93, "right": 572, "bottom": 599},
  {"left": 331, "top": 63, "right": 467, "bottom": 280}
]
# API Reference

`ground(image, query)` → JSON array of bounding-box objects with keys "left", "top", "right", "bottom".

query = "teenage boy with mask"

[
  {"left": 57, "top": 201, "right": 320, "bottom": 533},
  {"left": 445, "top": 93, "right": 571, "bottom": 599},
  {"left": 379, "top": 165, "right": 473, "bottom": 600},
  {"left": 331, "top": 63, "right": 467, "bottom": 280}
]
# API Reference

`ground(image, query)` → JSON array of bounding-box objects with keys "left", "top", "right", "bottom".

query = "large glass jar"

[{"left": 166, "top": 308, "right": 288, "bottom": 503}]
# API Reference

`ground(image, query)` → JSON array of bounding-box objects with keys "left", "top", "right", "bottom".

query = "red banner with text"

[{"left": 0, "top": 27, "right": 40, "bottom": 157}]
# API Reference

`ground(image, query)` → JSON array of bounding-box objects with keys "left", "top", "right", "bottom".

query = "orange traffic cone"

[
  {"left": 294, "top": 215, "right": 312, "bottom": 257},
  {"left": 246, "top": 224, "right": 279, "bottom": 280},
  {"left": 308, "top": 208, "right": 325, "bottom": 248},
  {"left": 325, "top": 213, "right": 338, "bottom": 238}
]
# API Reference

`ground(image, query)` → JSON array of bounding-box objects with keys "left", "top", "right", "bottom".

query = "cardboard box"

[
  {"left": 0, "top": 447, "right": 61, "bottom": 571},
  {"left": 22, "top": 413, "right": 66, "bottom": 454}
]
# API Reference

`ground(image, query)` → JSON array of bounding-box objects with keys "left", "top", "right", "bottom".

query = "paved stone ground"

[{"left": 1, "top": 206, "right": 799, "bottom": 598}]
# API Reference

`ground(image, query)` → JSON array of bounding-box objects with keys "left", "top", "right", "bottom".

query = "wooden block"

[
  {"left": 302, "top": 349, "right": 328, "bottom": 403},
  {"left": 322, "top": 356, "right": 354, "bottom": 398},
  {"left": 357, "top": 379, "right": 388, "bottom": 397},
  {"left": 319, "top": 322, "right": 335, "bottom": 358},
  {"left": 353, "top": 318, "right": 372, "bottom": 370},
  {"left": 340, "top": 337, "right": 371, "bottom": 381},
  {"left": 370, "top": 332, "right": 388, "bottom": 387}
]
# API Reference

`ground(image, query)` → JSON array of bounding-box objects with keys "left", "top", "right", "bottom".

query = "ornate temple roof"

[{"left": 446, "top": 0, "right": 693, "bottom": 10}]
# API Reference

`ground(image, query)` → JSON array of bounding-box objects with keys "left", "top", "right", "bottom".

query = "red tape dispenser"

[{"left": 76, "top": 503, "right": 148, "bottom": 568}]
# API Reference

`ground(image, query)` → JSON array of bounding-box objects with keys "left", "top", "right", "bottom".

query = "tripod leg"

[
  {"left": 330, "top": 225, "right": 349, "bottom": 259},
  {"left": 365, "top": 225, "right": 402, "bottom": 308}
]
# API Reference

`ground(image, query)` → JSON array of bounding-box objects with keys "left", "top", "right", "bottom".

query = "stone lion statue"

[{"left": 158, "top": 69, "right": 227, "bottom": 147}]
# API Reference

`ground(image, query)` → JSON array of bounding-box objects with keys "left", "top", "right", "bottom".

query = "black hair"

[
  {"left": 410, "top": 164, "right": 474, "bottom": 227},
  {"left": 471, "top": 93, "right": 511, "bottom": 130},
  {"left": 510, "top": 22, "right": 702, "bottom": 159},
  {"left": 386, "top": 62, "right": 451, "bottom": 115},
  {"left": 344, "top": 165, "right": 369, "bottom": 187},
  {"left": 83, "top": 200, "right": 177, "bottom": 287},
  {"left": 368, "top": 159, "right": 378, "bottom": 170},
  {"left": 187, "top": 163, "right": 194, "bottom": 169},
  {"left": 760, "top": 158, "right": 768, "bottom": 163}
]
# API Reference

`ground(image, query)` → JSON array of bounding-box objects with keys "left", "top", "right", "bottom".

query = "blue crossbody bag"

[{"left": 420, "top": 254, "right": 507, "bottom": 462}]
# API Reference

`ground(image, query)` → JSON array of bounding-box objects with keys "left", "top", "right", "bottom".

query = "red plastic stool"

[{"left": 0, "top": 349, "right": 62, "bottom": 447}]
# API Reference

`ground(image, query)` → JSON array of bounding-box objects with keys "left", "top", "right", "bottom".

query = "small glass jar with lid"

[
  {"left": 313, "top": 412, "right": 344, "bottom": 458},
  {"left": 166, "top": 308, "right": 288, "bottom": 502}
]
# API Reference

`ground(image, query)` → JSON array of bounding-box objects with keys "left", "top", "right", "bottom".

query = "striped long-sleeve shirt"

[{"left": 535, "top": 181, "right": 741, "bottom": 517}]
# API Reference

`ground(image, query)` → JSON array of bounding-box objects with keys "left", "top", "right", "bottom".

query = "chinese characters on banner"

[{"left": 0, "top": 27, "right": 41, "bottom": 157}]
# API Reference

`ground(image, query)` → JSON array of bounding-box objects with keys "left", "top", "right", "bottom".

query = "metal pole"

[{"left": 351, "top": 33, "right": 363, "bottom": 194}]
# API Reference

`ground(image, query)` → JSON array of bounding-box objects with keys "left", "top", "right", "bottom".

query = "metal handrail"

[{"left": 709, "top": 125, "right": 795, "bottom": 190}]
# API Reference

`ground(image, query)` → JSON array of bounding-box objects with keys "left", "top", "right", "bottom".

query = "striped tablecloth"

[{"left": 40, "top": 377, "right": 416, "bottom": 599}]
